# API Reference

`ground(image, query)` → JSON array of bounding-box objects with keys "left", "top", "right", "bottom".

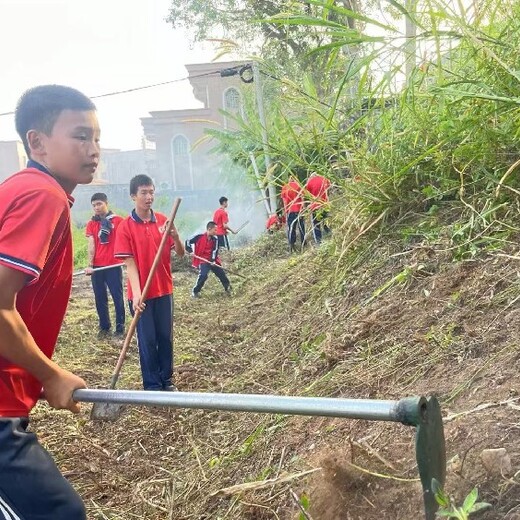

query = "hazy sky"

[{"left": 0, "top": 0, "right": 217, "bottom": 150}]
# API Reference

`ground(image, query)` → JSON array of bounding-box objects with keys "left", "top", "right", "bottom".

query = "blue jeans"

[
  {"left": 0, "top": 418, "right": 86, "bottom": 520},
  {"left": 129, "top": 294, "right": 173, "bottom": 390},
  {"left": 311, "top": 210, "right": 330, "bottom": 244},
  {"left": 193, "top": 263, "right": 230, "bottom": 294},
  {"left": 287, "top": 212, "right": 305, "bottom": 246},
  {"left": 91, "top": 265, "right": 125, "bottom": 333}
]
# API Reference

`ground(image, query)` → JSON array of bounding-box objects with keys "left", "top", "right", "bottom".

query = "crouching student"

[
  {"left": 114, "top": 175, "right": 184, "bottom": 391},
  {"left": 266, "top": 209, "right": 286, "bottom": 233},
  {"left": 186, "top": 221, "right": 231, "bottom": 298},
  {"left": 0, "top": 84, "right": 98, "bottom": 519}
]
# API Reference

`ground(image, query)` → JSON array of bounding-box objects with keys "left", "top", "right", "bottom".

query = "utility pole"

[
  {"left": 249, "top": 152, "right": 272, "bottom": 217},
  {"left": 252, "top": 62, "right": 277, "bottom": 215},
  {"left": 405, "top": 0, "right": 417, "bottom": 81}
]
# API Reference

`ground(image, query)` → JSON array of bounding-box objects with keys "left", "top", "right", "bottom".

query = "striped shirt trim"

[
  {"left": 114, "top": 253, "right": 133, "bottom": 258},
  {"left": 0, "top": 494, "right": 21, "bottom": 520},
  {"left": 0, "top": 254, "right": 40, "bottom": 279}
]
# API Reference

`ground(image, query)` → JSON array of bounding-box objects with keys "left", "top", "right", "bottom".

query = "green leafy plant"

[
  {"left": 298, "top": 492, "right": 311, "bottom": 520},
  {"left": 432, "top": 478, "right": 491, "bottom": 519}
]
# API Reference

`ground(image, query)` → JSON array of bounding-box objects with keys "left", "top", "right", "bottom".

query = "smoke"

[{"left": 71, "top": 159, "right": 269, "bottom": 248}]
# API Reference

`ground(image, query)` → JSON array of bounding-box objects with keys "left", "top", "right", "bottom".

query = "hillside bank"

[{"left": 33, "top": 229, "right": 519, "bottom": 519}]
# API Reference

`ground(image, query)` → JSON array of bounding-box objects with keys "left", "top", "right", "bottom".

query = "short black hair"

[
  {"left": 206, "top": 221, "right": 217, "bottom": 230},
  {"left": 91, "top": 192, "right": 108, "bottom": 203},
  {"left": 219, "top": 196, "right": 228, "bottom": 205},
  {"left": 15, "top": 85, "right": 96, "bottom": 156},
  {"left": 130, "top": 174, "right": 154, "bottom": 196}
]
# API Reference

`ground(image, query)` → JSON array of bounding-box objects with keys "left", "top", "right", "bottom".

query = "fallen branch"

[
  {"left": 444, "top": 396, "right": 520, "bottom": 423},
  {"left": 210, "top": 468, "right": 321, "bottom": 497},
  {"left": 352, "top": 440, "right": 397, "bottom": 471},
  {"left": 344, "top": 460, "right": 419, "bottom": 482}
]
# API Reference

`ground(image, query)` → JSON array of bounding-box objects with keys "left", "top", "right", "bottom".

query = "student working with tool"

[
  {"left": 0, "top": 85, "right": 98, "bottom": 519},
  {"left": 85, "top": 192, "right": 125, "bottom": 338},
  {"left": 305, "top": 172, "right": 331, "bottom": 244},
  {"left": 186, "top": 221, "right": 232, "bottom": 298},
  {"left": 213, "top": 196, "right": 237, "bottom": 250},
  {"left": 281, "top": 176, "right": 305, "bottom": 252},
  {"left": 114, "top": 175, "right": 185, "bottom": 392}
]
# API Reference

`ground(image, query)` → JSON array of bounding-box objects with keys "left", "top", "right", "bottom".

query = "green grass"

[{"left": 72, "top": 224, "right": 88, "bottom": 269}]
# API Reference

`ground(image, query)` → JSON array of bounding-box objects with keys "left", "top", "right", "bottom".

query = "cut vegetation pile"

[{"left": 33, "top": 226, "right": 520, "bottom": 519}]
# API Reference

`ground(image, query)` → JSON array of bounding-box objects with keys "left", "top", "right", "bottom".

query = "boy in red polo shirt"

[
  {"left": 0, "top": 85, "right": 98, "bottom": 519},
  {"left": 213, "top": 196, "right": 237, "bottom": 250},
  {"left": 185, "top": 221, "right": 231, "bottom": 298},
  {"left": 115, "top": 175, "right": 185, "bottom": 391},
  {"left": 85, "top": 192, "right": 125, "bottom": 337},
  {"left": 281, "top": 176, "right": 305, "bottom": 252},
  {"left": 305, "top": 172, "right": 332, "bottom": 244}
]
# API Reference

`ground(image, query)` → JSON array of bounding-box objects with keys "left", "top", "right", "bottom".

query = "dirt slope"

[{"left": 33, "top": 232, "right": 519, "bottom": 519}]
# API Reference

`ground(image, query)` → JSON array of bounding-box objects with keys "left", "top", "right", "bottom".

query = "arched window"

[
  {"left": 173, "top": 135, "right": 189, "bottom": 156},
  {"left": 224, "top": 87, "right": 241, "bottom": 112},
  {"left": 223, "top": 87, "right": 242, "bottom": 129},
  {"left": 171, "top": 135, "right": 193, "bottom": 190}
]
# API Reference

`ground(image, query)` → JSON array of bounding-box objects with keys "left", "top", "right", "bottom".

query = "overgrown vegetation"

[{"left": 202, "top": 0, "right": 520, "bottom": 268}]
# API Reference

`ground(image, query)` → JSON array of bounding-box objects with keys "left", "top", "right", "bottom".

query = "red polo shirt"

[
  {"left": 114, "top": 210, "right": 174, "bottom": 300},
  {"left": 213, "top": 207, "right": 229, "bottom": 236},
  {"left": 266, "top": 215, "right": 285, "bottom": 230},
  {"left": 85, "top": 214, "right": 123, "bottom": 266},
  {"left": 0, "top": 166, "right": 74, "bottom": 417},
  {"left": 305, "top": 175, "right": 331, "bottom": 211},
  {"left": 191, "top": 233, "right": 221, "bottom": 268},
  {"left": 281, "top": 180, "right": 304, "bottom": 213}
]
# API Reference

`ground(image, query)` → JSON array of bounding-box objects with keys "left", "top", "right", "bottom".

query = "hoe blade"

[{"left": 90, "top": 401, "right": 126, "bottom": 421}]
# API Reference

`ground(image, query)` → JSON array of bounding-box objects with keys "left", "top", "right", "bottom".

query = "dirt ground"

[{"left": 32, "top": 233, "right": 520, "bottom": 519}]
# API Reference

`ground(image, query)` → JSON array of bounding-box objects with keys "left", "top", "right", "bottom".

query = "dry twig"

[{"left": 210, "top": 468, "right": 321, "bottom": 497}]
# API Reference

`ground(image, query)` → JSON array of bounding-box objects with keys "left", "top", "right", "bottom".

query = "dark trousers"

[
  {"left": 0, "top": 418, "right": 86, "bottom": 520},
  {"left": 311, "top": 210, "right": 330, "bottom": 244},
  {"left": 193, "top": 263, "right": 230, "bottom": 294},
  {"left": 287, "top": 212, "right": 305, "bottom": 246},
  {"left": 129, "top": 294, "right": 173, "bottom": 390},
  {"left": 91, "top": 265, "right": 125, "bottom": 333},
  {"left": 217, "top": 234, "right": 230, "bottom": 250}
]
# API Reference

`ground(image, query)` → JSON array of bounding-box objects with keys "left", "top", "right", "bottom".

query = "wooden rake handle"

[{"left": 108, "top": 198, "right": 182, "bottom": 389}]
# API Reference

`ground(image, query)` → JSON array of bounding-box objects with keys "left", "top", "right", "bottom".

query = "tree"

[{"left": 166, "top": 0, "right": 363, "bottom": 74}]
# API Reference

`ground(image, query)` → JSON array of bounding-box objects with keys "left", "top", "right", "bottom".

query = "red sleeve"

[
  {"left": 114, "top": 219, "right": 133, "bottom": 258},
  {"left": 0, "top": 188, "right": 68, "bottom": 281}
]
